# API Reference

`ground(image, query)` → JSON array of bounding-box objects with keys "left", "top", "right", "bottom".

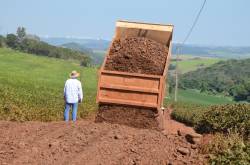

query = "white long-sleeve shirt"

[{"left": 64, "top": 78, "right": 83, "bottom": 103}]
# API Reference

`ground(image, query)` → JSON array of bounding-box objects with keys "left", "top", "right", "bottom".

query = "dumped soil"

[
  {"left": 101, "top": 37, "right": 169, "bottom": 129},
  {"left": 96, "top": 104, "right": 159, "bottom": 130},
  {"left": 0, "top": 111, "right": 205, "bottom": 165},
  {"left": 104, "top": 37, "right": 168, "bottom": 75}
]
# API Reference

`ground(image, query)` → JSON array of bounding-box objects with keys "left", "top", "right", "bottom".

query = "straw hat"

[{"left": 70, "top": 70, "right": 80, "bottom": 78}]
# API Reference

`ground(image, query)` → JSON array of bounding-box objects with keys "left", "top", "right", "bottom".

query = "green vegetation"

[
  {"left": 0, "top": 48, "right": 97, "bottom": 121},
  {"left": 166, "top": 89, "right": 233, "bottom": 105},
  {"left": 0, "top": 35, "right": 5, "bottom": 47},
  {"left": 170, "top": 55, "right": 221, "bottom": 73},
  {"left": 170, "top": 102, "right": 205, "bottom": 126},
  {"left": 171, "top": 102, "right": 250, "bottom": 164},
  {"left": 2, "top": 27, "right": 91, "bottom": 66},
  {"left": 61, "top": 42, "right": 93, "bottom": 55},
  {"left": 179, "top": 59, "right": 250, "bottom": 102},
  {"left": 202, "top": 133, "right": 250, "bottom": 165},
  {"left": 172, "top": 45, "right": 250, "bottom": 59},
  {"left": 196, "top": 104, "right": 250, "bottom": 137},
  {"left": 92, "top": 50, "right": 106, "bottom": 65},
  {"left": 172, "top": 103, "right": 250, "bottom": 137}
]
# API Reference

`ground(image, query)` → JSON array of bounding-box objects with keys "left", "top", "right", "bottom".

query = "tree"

[
  {"left": 200, "top": 82, "right": 207, "bottom": 93},
  {"left": 231, "top": 82, "right": 250, "bottom": 102},
  {"left": 168, "top": 64, "right": 176, "bottom": 70},
  {"left": 80, "top": 58, "right": 91, "bottom": 67},
  {"left": 0, "top": 35, "right": 5, "bottom": 47},
  {"left": 6, "top": 34, "right": 18, "bottom": 48},
  {"left": 25, "top": 34, "right": 40, "bottom": 41},
  {"left": 16, "top": 27, "right": 26, "bottom": 42},
  {"left": 169, "top": 85, "right": 173, "bottom": 94},
  {"left": 247, "top": 96, "right": 250, "bottom": 102}
]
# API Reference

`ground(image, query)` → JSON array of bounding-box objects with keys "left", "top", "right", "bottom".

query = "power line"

[
  {"left": 182, "top": 0, "right": 207, "bottom": 45},
  {"left": 174, "top": 0, "right": 207, "bottom": 102}
]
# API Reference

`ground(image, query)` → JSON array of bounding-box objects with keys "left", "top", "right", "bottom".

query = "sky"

[{"left": 0, "top": 0, "right": 249, "bottom": 46}]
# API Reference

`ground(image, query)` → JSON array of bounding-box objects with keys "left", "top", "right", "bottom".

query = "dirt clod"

[
  {"left": 114, "top": 134, "right": 122, "bottom": 140},
  {"left": 177, "top": 129, "right": 182, "bottom": 136},
  {"left": 191, "top": 144, "right": 197, "bottom": 149},
  {"left": 177, "top": 147, "right": 190, "bottom": 155},
  {"left": 185, "top": 133, "right": 202, "bottom": 144}
]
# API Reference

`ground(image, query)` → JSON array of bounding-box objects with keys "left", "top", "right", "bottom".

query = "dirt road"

[{"left": 0, "top": 110, "right": 204, "bottom": 165}]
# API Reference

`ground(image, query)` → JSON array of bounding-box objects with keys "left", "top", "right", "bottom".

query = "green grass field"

[
  {"left": 166, "top": 89, "right": 233, "bottom": 105},
  {"left": 171, "top": 55, "right": 221, "bottom": 73},
  {"left": 0, "top": 48, "right": 98, "bottom": 121},
  {"left": 0, "top": 48, "right": 234, "bottom": 121}
]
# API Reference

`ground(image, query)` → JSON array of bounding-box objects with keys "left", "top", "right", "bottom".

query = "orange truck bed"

[{"left": 96, "top": 20, "right": 174, "bottom": 112}]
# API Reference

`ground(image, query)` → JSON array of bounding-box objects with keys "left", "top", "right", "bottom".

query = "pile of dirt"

[
  {"left": 104, "top": 37, "right": 168, "bottom": 75},
  {"left": 0, "top": 118, "right": 204, "bottom": 165},
  {"left": 96, "top": 105, "right": 160, "bottom": 130},
  {"left": 100, "top": 37, "right": 169, "bottom": 129}
]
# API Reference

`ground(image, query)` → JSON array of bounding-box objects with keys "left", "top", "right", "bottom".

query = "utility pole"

[{"left": 174, "top": 47, "right": 180, "bottom": 102}]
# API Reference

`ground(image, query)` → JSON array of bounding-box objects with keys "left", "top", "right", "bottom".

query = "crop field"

[
  {"left": 0, "top": 48, "right": 98, "bottom": 121},
  {"left": 0, "top": 48, "right": 233, "bottom": 121},
  {"left": 171, "top": 55, "right": 221, "bottom": 73},
  {"left": 171, "top": 103, "right": 250, "bottom": 164},
  {"left": 166, "top": 89, "right": 233, "bottom": 105}
]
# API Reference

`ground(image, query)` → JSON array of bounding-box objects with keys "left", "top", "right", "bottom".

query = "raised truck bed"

[{"left": 96, "top": 20, "right": 174, "bottom": 130}]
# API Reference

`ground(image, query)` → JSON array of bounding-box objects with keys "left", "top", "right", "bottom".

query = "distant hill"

[
  {"left": 41, "top": 37, "right": 110, "bottom": 50},
  {"left": 60, "top": 42, "right": 104, "bottom": 65},
  {"left": 41, "top": 37, "right": 250, "bottom": 63},
  {"left": 179, "top": 58, "right": 250, "bottom": 102},
  {"left": 60, "top": 42, "right": 93, "bottom": 55},
  {"left": 172, "top": 45, "right": 250, "bottom": 59},
  {"left": 1, "top": 34, "right": 91, "bottom": 66}
]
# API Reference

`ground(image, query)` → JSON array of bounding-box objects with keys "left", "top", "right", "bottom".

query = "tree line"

[
  {"left": 0, "top": 27, "right": 91, "bottom": 66},
  {"left": 174, "top": 59, "right": 250, "bottom": 102}
]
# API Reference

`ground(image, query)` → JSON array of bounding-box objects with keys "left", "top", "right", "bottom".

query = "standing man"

[{"left": 64, "top": 70, "right": 83, "bottom": 122}]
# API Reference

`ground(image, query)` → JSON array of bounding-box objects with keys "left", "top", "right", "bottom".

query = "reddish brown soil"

[
  {"left": 163, "top": 108, "right": 200, "bottom": 136},
  {"left": 0, "top": 110, "right": 204, "bottom": 165},
  {"left": 104, "top": 37, "right": 168, "bottom": 75},
  {"left": 96, "top": 105, "right": 160, "bottom": 130}
]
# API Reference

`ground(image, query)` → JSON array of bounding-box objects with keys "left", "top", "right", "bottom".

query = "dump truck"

[{"left": 96, "top": 20, "right": 174, "bottom": 130}]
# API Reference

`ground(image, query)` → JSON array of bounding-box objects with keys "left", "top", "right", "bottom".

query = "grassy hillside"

[
  {"left": 60, "top": 42, "right": 93, "bottom": 54},
  {"left": 2, "top": 33, "right": 91, "bottom": 66},
  {"left": 0, "top": 48, "right": 235, "bottom": 121},
  {"left": 60, "top": 42, "right": 105, "bottom": 65},
  {"left": 172, "top": 45, "right": 250, "bottom": 59},
  {"left": 179, "top": 58, "right": 250, "bottom": 102},
  {"left": 166, "top": 89, "right": 233, "bottom": 105},
  {"left": 0, "top": 48, "right": 98, "bottom": 121},
  {"left": 91, "top": 50, "right": 106, "bottom": 65},
  {"left": 171, "top": 55, "right": 221, "bottom": 73}
]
